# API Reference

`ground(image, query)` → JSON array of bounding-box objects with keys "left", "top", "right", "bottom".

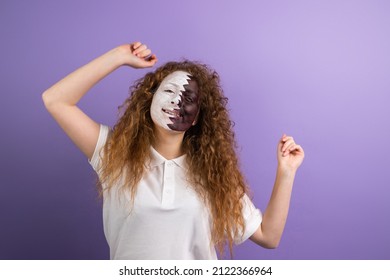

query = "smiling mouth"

[{"left": 162, "top": 108, "right": 182, "bottom": 118}]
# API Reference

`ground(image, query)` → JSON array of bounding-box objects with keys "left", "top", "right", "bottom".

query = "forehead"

[{"left": 160, "top": 71, "right": 191, "bottom": 86}]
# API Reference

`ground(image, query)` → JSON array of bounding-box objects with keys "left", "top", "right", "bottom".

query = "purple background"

[{"left": 1, "top": 0, "right": 389, "bottom": 260}]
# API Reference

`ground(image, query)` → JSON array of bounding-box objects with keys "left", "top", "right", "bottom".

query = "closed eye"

[{"left": 164, "top": 89, "right": 174, "bottom": 94}]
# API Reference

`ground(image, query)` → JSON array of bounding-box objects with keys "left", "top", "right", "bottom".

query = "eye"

[
  {"left": 164, "top": 89, "right": 174, "bottom": 94},
  {"left": 185, "top": 97, "right": 193, "bottom": 103}
]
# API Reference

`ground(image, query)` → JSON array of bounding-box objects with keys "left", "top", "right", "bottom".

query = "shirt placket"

[{"left": 161, "top": 160, "right": 175, "bottom": 208}]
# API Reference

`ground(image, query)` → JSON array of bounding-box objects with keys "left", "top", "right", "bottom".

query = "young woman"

[{"left": 42, "top": 42, "right": 304, "bottom": 259}]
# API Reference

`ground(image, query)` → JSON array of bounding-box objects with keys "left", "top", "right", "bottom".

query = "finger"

[
  {"left": 284, "top": 144, "right": 303, "bottom": 156},
  {"left": 283, "top": 143, "right": 295, "bottom": 155},
  {"left": 281, "top": 134, "right": 290, "bottom": 141},
  {"left": 146, "top": 54, "right": 157, "bottom": 62},
  {"left": 279, "top": 134, "right": 288, "bottom": 149},
  {"left": 146, "top": 54, "right": 158, "bottom": 64},
  {"left": 291, "top": 144, "right": 304, "bottom": 154},
  {"left": 281, "top": 135, "right": 294, "bottom": 143},
  {"left": 131, "top": 42, "right": 141, "bottom": 51},
  {"left": 282, "top": 143, "right": 295, "bottom": 156},
  {"left": 282, "top": 138, "right": 295, "bottom": 152},
  {"left": 133, "top": 44, "right": 147, "bottom": 55},
  {"left": 141, "top": 54, "right": 158, "bottom": 67},
  {"left": 137, "top": 48, "right": 152, "bottom": 58}
]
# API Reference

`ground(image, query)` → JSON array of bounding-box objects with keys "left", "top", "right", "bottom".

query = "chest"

[
  {"left": 108, "top": 163, "right": 209, "bottom": 223},
  {"left": 137, "top": 164, "right": 205, "bottom": 214}
]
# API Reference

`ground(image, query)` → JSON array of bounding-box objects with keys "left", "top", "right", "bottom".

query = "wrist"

[
  {"left": 105, "top": 45, "right": 131, "bottom": 67},
  {"left": 276, "top": 165, "right": 297, "bottom": 180}
]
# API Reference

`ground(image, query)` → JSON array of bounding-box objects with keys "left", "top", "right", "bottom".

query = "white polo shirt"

[{"left": 89, "top": 124, "right": 262, "bottom": 259}]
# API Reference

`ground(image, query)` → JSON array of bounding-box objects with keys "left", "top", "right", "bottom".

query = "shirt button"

[{"left": 166, "top": 190, "right": 172, "bottom": 194}]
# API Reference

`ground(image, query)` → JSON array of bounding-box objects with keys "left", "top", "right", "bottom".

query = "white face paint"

[{"left": 151, "top": 70, "right": 200, "bottom": 132}]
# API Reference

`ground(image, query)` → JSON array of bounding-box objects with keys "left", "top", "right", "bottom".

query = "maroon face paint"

[
  {"left": 167, "top": 79, "right": 200, "bottom": 131},
  {"left": 151, "top": 71, "right": 201, "bottom": 132}
]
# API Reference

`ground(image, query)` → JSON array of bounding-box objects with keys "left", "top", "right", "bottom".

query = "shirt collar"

[{"left": 148, "top": 146, "right": 188, "bottom": 169}]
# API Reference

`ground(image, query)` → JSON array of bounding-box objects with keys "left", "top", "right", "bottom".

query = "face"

[{"left": 150, "top": 71, "right": 200, "bottom": 132}]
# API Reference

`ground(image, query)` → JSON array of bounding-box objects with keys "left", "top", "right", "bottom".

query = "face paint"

[{"left": 150, "top": 71, "right": 200, "bottom": 132}]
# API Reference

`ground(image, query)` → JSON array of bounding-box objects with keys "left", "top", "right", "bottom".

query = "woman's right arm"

[{"left": 42, "top": 42, "right": 157, "bottom": 160}]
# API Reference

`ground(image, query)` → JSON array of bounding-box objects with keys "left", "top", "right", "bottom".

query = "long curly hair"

[{"left": 99, "top": 60, "right": 249, "bottom": 257}]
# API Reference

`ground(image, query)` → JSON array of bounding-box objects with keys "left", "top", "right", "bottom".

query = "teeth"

[
  {"left": 163, "top": 109, "right": 174, "bottom": 116},
  {"left": 162, "top": 109, "right": 180, "bottom": 117}
]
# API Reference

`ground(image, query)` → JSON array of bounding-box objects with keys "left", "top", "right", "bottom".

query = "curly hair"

[{"left": 99, "top": 60, "right": 249, "bottom": 258}]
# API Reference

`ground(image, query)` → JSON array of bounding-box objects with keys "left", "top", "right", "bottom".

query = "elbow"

[
  {"left": 42, "top": 90, "right": 52, "bottom": 109},
  {"left": 252, "top": 234, "right": 280, "bottom": 249},
  {"left": 264, "top": 241, "right": 279, "bottom": 249},
  {"left": 251, "top": 225, "right": 282, "bottom": 249},
  {"left": 261, "top": 237, "right": 281, "bottom": 249},
  {"left": 251, "top": 223, "right": 283, "bottom": 249},
  {"left": 42, "top": 89, "right": 58, "bottom": 112}
]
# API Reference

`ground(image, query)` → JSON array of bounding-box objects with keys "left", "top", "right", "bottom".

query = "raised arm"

[
  {"left": 250, "top": 134, "right": 305, "bottom": 248},
  {"left": 42, "top": 42, "right": 157, "bottom": 159}
]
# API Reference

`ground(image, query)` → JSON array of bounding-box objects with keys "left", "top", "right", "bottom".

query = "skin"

[
  {"left": 250, "top": 134, "right": 304, "bottom": 248},
  {"left": 42, "top": 41, "right": 305, "bottom": 250},
  {"left": 168, "top": 79, "right": 200, "bottom": 131},
  {"left": 41, "top": 42, "right": 157, "bottom": 160},
  {"left": 150, "top": 71, "right": 200, "bottom": 132}
]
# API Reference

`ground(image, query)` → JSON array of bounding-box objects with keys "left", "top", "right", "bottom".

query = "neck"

[{"left": 153, "top": 126, "right": 185, "bottom": 160}]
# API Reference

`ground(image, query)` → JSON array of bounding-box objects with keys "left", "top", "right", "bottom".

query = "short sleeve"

[
  {"left": 88, "top": 124, "right": 110, "bottom": 172},
  {"left": 234, "top": 194, "right": 262, "bottom": 244}
]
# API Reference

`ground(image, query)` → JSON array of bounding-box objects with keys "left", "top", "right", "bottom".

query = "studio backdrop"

[{"left": 1, "top": 0, "right": 389, "bottom": 259}]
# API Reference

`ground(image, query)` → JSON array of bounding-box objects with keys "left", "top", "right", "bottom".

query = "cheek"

[
  {"left": 183, "top": 104, "right": 199, "bottom": 115},
  {"left": 152, "top": 93, "right": 168, "bottom": 109}
]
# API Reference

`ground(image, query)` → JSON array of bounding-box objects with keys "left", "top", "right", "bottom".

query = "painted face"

[{"left": 150, "top": 71, "right": 200, "bottom": 132}]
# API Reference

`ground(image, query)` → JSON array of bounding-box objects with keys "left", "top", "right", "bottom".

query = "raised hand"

[
  {"left": 277, "top": 134, "right": 305, "bottom": 173},
  {"left": 118, "top": 42, "right": 158, "bottom": 69},
  {"left": 42, "top": 41, "right": 158, "bottom": 159}
]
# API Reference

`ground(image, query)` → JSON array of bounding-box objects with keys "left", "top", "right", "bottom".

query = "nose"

[{"left": 170, "top": 93, "right": 182, "bottom": 106}]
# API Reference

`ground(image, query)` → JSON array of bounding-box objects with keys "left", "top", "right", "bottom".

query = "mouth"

[{"left": 162, "top": 108, "right": 182, "bottom": 118}]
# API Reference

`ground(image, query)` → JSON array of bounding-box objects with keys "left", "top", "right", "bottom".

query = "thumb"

[{"left": 143, "top": 54, "right": 158, "bottom": 67}]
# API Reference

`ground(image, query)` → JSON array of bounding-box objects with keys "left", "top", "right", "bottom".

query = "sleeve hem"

[
  {"left": 88, "top": 124, "right": 110, "bottom": 171},
  {"left": 235, "top": 210, "right": 262, "bottom": 244}
]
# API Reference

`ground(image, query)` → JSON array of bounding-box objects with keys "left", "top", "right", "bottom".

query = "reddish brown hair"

[{"left": 99, "top": 61, "right": 249, "bottom": 257}]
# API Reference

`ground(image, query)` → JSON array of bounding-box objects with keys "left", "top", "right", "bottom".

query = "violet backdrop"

[{"left": 1, "top": 0, "right": 389, "bottom": 259}]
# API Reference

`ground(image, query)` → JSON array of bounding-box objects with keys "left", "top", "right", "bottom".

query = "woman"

[{"left": 42, "top": 42, "right": 304, "bottom": 259}]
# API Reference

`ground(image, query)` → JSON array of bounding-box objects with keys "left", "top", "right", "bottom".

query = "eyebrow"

[
  {"left": 166, "top": 82, "right": 181, "bottom": 88},
  {"left": 183, "top": 88, "right": 195, "bottom": 94},
  {"left": 182, "top": 91, "right": 197, "bottom": 99}
]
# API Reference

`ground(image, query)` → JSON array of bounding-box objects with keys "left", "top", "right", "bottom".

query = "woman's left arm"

[{"left": 250, "top": 134, "right": 305, "bottom": 249}]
